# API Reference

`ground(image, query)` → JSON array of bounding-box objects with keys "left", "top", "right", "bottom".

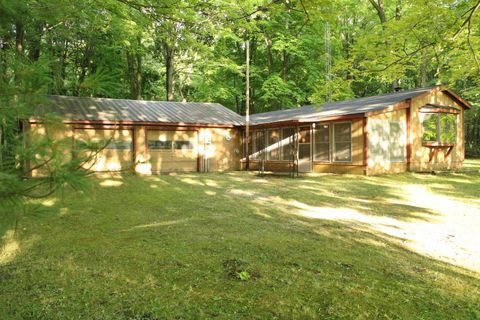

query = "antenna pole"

[
  {"left": 245, "top": 39, "right": 250, "bottom": 171},
  {"left": 325, "top": 21, "right": 332, "bottom": 102}
]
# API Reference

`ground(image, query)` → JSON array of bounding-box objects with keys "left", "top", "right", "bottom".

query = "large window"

[
  {"left": 248, "top": 128, "right": 295, "bottom": 161},
  {"left": 422, "top": 113, "right": 457, "bottom": 145},
  {"left": 314, "top": 124, "right": 330, "bottom": 162},
  {"left": 148, "top": 140, "right": 172, "bottom": 150},
  {"left": 281, "top": 127, "right": 295, "bottom": 160},
  {"left": 147, "top": 131, "right": 196, "bottom": 152},
  {"left": 267, "top": 129, "right": 280, "bottom": 160},
  {"left": 174, "top": 141, "right": 194, "bottom": 150},
  {"left": 105, "top": 140, "right": 132, "bottom": 150},
  {"left": 333, "top": 122, "right": 352, "bottom": 162}
]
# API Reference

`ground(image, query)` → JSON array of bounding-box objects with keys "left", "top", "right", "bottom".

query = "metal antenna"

[
  {"left": 325, "top": 21, "right": 332, "bottom": 102},
  {"left": 245, "top": 39, "right": 250, "bottom": 171}
]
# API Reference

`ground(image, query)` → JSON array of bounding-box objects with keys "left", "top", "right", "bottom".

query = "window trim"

[{"left": 332, "top": 121, "right": 352, "bottom": 163}]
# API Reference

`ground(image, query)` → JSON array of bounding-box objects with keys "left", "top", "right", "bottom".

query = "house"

[
  {"left": 28, "top": 95, "right": 244, "bottom": 174},
  {"left": 28, "top": 85, "right": 471, "bottom": 175},
  {"left": 244, "top": 86, "right": 471, "bottom": 174}
]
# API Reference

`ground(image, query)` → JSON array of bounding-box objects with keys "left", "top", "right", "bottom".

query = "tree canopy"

[{"left": 1, "top": 0, "right": 479, "bottom": 157}]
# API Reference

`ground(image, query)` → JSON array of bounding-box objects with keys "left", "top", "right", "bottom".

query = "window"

[
  {"left": 422, "top": 113, "right": 457, "bottom": 145},
  {"left": 281, "top": 127, "right": 295, "bottom": 160},
  {"left": 106, "top": 140, "right": 132, "bottom": 150},
  {"left": 333, "top": 122, "right": 351, "bottom": 162},
  {"left": 267, "top": 129, "right": 280, "bottom": 160},
  {"left": 174, "top": 141, "right": 194, "bottom": 150},
  {"left": 148, "top": 140, "right": 172, "bottom": 150},
  {"left": 314, "top": 124, "right": 330, "bottom": 162}
]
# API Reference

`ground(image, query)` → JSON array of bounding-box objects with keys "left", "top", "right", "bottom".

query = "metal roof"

[
  {"left": 249, "top": 86, "right": 440, "bottom": 125},
  {"left": 34, "top": 95, "right": 245, "bottom": 126}
]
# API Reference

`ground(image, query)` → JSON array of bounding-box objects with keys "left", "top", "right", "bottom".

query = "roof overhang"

[
  {"left": 419, "top": 104, "right": 461, "bottom": 114},
  {"left": 442, "top": 88, "right": 472, "bottom": 109},
  {"left": 28, "top": 119, "right": 238, "bottom": 128},
  {"left": 365, "top": 99, "right": 411, "bottom": 117},
  {"left": 245, "top": 113, "right": 365, "bottom": 129}
]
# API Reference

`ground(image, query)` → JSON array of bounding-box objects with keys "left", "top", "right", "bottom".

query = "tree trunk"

[
  {"left": 76, "top": 42, "right": 92, "bottom": 95},
  {"left": 134, "top": 51, "right": 142, "bottom": 99},
  {"left": 264, "top": 32, "right": 274, "bottom": 74},
  {"left": 126, "top": 45, "right": 142, "bottom": 100},
  {"left": 395, "top": 0, "right": 402, "bottom": 20},
  {"left": 163, "top": 43, "right": 175, "bottom": 101},
  {"left": 15, "top": 22, "right": 24, "bottom": 57},
  {"left": 368, "top": 0, "right": 387, "bottom": 24},
  {"left": 282, "top": 11, "right": 290, "bottom": 81},
  {"left": 0, "top": 36, "right": 8, "bottom": 81},
  {"left": 29, "top": 23, "right": 44, "bottom": 62},
  {"left": 58, "top": 40, "right": 68, "bottom": 94}
]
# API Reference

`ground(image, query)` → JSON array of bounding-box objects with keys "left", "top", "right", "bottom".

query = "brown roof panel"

[
  {"left": 248, "top": 86, "right": 455, "bottom": 125},
  {"left": 34, "top": 95, "right": 245, "bottom": 126}
]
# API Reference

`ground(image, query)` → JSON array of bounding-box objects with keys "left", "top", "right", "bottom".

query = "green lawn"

[{"left": 1, "top": 160, "right": 480, "bottom": 319}]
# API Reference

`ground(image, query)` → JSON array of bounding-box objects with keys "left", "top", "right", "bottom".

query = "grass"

[{"left": 1, "top": 160, "right": 480, "bottom": 319}]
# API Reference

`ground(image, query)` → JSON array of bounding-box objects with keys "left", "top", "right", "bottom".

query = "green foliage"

[{"left": 1, "top": 0, "right": 479, "bottom": 110}]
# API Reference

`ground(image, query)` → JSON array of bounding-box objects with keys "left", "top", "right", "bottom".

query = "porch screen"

[
  {"left": 253, "top": 130, "right": 265, "bottom": 160},
  {"left": 281, "top": 127, "right": 295, "bottom": 160},
  {"left": 267, "top": 129, "right": 280, "bottom": 160},
  {"left": 333, "top": 122, "right": 352, "bottom": 162}
]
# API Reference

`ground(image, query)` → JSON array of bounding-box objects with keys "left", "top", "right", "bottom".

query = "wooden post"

[
  {"left": 245, "top": 39, "right": 250, "bottom": 171},
  {"left": 406, "top": 98, "right": 412, "bottom": 171},
  {"left": 363, "top": 117, "right": 368, "bottom": 168}
]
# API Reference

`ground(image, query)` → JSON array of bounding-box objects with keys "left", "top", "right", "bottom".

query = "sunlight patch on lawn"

[
  {"left": 180, "top": 178, "right": 204, "bottom": 186},
  {"left": 147, "top": 177, "right": 170, "bottom": 184},
  {"left": 252, "top": 178, "right": 270, "bottom": 184},
  {"left": 230, "top": 189, "right": 255, "bottom": 196},
  {"left": 253, "top": 190, "right": 480, "bottom": 272},
  {"left": 41, "top": 198, "right": 57, "bottom": 207},
  {"left": 205, "top": 190, "right": 217, "bottom": 196},
  {"left": 99, "top": 179, "right": 123, "bottom": 187},
  {"left": 59, "top": 208, "right": 69, "bottom": 216},
  {"left": 204, "top": 179, "right": 220, "bottom": 188},
  {"left": 0, "top": 230, "right": 19, "bottom": 266},
  {"left": 124, "top": 219, "right": 189, "bottom": 231}
]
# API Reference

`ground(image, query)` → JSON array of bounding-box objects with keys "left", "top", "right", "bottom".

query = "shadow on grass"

[{"left": 1, "top": 166, "right": 480, "bottom": 318}]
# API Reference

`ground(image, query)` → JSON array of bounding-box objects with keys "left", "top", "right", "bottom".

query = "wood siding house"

[
  {"left": 27, "top": 86, "right": 470, "bottom": 175},
  {"left": 28, "top": 96, "right": 244, "bottom": 175},
  {"left": 242, "top": 86, "right": 471, "bottom": 175}
]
